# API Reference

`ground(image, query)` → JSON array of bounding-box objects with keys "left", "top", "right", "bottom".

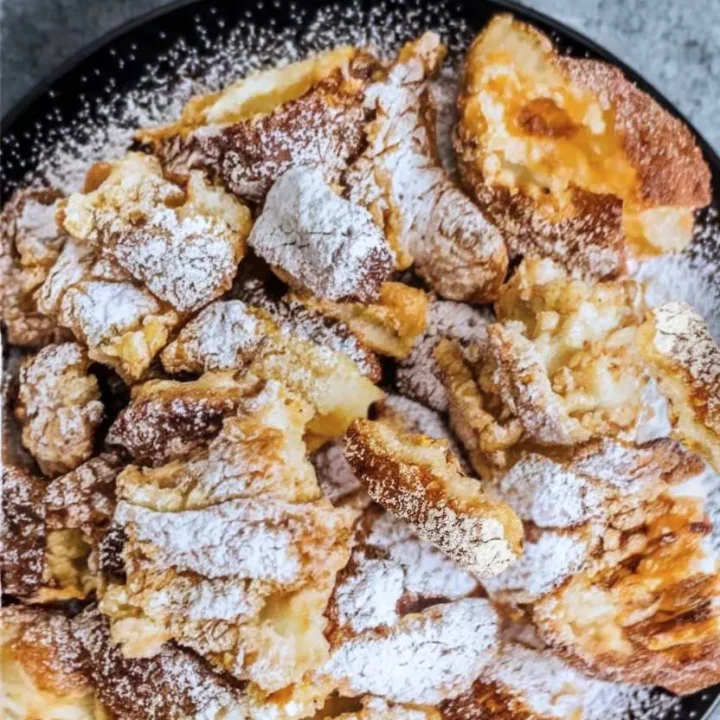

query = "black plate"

[{"left": 1, "top": 1, "right": 718, "bottom": 717}]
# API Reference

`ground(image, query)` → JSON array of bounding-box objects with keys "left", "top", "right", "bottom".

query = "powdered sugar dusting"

[
  {"left": 366, "top": 510, "right": 479, "bottom": 600},
  {"left": 444, "top": 640, "right": 679, "bottom": 720},
  {"left": 161, "top": 300, "right": 263, "bottom": 373},
  {"left": 2, "top": 606, "right": 88, "bottom": 690},
  {"left": 60, "top": 280, "right": 162, "bottom": 347},
  {"left": 16, "top": 341, "right": 104, "bottom": 477},
  {"left": 249, "top": 168, "right": 393, "bottom": 303},
  {"left": 333, "top": 550, "right": 405, "bottom": 634},
  {"left": 2, "top": 0, "right": 473, "bottom": 198},
  {"left": 1, "top": 2, "right": 718, "bottom": 715},
  {"left": 498, "top": 453, "right": 605, "bottom": 528},
  {"left": 73, "top": 607, "right": 247, "bottom": 720},
  {"left": 483, "top": 525, "right": 598, "bottom": 602},
  {"left": 117, "top": 497, "right": 320, "bottom": 584},
  {"left": 323, "top": 598, "right": 499, "bottom": 704}
]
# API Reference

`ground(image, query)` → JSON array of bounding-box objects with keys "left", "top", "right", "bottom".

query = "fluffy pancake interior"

[{"left": 463, "top": 15, "right": 693, "bottom": 255}]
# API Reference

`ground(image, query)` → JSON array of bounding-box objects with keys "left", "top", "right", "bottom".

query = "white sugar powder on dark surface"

[{"left": 1, "top": 0, "right": 473, "bottom": 196}]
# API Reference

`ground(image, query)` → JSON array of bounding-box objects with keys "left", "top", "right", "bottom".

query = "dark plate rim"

[{"left": 1, "top": 1, "right": 718, "bottom": 717}]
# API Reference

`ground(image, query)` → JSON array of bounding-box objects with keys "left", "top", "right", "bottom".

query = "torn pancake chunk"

[
  {"left": 344, "top": 419, "right": 523, "bottom": 577},
  {"left": 638, "top": 301, "right": 720, "bottom": 472}
]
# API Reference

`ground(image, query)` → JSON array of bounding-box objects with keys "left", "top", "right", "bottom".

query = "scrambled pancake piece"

[
  {"left": 36, "top": 235, "right": 180, "bottom": 383},
  {"left": 496, "top": 437, "right": 704, "bottom": 529},
  {"left": 15, "top": 342, "right": 104, "bottom": 476},
  {"left": 164, "top": 292, "right": 382, "bottom": 381},
  {"left": 157, "top": 299, "right": 383, "bottom": 444},
  {"left": 160, "top": 300, "right": 268, "bottom": 374},
  {"left": 107, "top": 372, "right": 251, "bottom": 465},
  {"left": 638, "top": 302, "right": 720, "bottom": 472},
  {"left": 1, "top": 606, "right": 106, "bottom": 720},
  {"left": 1, "top": 466, "right": 48, "bottom": 598},
  {"left": 295, "top": 281, "right": 428, "bottom": 360},
  {"left": 532, "top": 487, "right": 720, "bottom": 694},
  {"left": 141, "top": 48, "right": 377, "bottom": 203},
  {"left": 346, "top": 34, "right": 507, "bottom": 302},
  {"left": 73, "top": 607, "right": 248, "bottom": 720},
  {"left": 2, "top": 456, "right": 123, "bottom": 604},
  {"left": 322, "top": 598, "right": 499, "bottom": 705},
  {"left": 249, "top": 168, "right": 394, "bottom": 303},
  {"left": 0, "top": 186, "right": 69, "bottom": 347},
  {"left": 396, "top": 299, "right": 492, "bottom": 412},
  {"left": 436, "top": 259, "right": 648, "bottom": 476},
  {"left": 62, "top": 153, "right": 251, "bottom": 313},
  {"left": 440, "top": 640, "right": 626, "bottom": 720},
  {"left": 345, "top": 419, "right": 523, "bottom": 577},
  {"left": 102, "top": 382, "right": 356, "bottom": 704},
  {"left": 456, "top": 15, "right": 711, "bottom": 278},
  {"left": 325, "top": 507, "right": 479, "bottom": 646}
]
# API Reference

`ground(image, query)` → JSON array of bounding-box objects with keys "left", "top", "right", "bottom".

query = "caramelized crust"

[
  {"left": 533, "top": 491, "right": 720, "bottom": 694},
  {"left": 456, "top": 15, "right": 711, "bottom": 277},
  {"left": 344, "top": 419, "right": 523, "bottom": 577},
  {"left": 62, "top": 153, "right": 251, "bottom": 313},
  {"left": 142, "top": 49, "right": 377, "bottom": 204},
  {"left": 0, "top": 186, "right": 69, "bottom": 347},
  {"left": 1, "top": 606, "right": 105, "bottom": 720},
  {"left": 346, "top": 33, "right": 507, "bottom": 301},
  {"left": 107, "top": 372, "right": 251, "bottom": 466},
  {"left": 296, "top": 281, "right": 429, "bottom": 360},
  {"left": 638, "top": 302, "right": 720, "bottom": 472},
  {"left": 102, "top": 381, "right": 356, "bottom": 697},
  {"left": 1, "top": 466, "right": 48, "bottom": 598},
  {"left": 15, "top": 342, "right": 104, "bottom": 477},
  {"left": 375, "top": 394, "right": 470, "bottom": 471},
  {"left": 73, "top": 607, "right": 247, "bottom": 720}
]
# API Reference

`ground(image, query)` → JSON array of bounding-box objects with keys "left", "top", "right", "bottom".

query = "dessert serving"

[{"left": 1, "top": 6, "right": 719, "bottom": 720}]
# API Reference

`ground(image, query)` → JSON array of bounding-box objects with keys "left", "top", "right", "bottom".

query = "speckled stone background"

[{"left": 1, "top": 0, "right": 719, "bottom": 153}]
